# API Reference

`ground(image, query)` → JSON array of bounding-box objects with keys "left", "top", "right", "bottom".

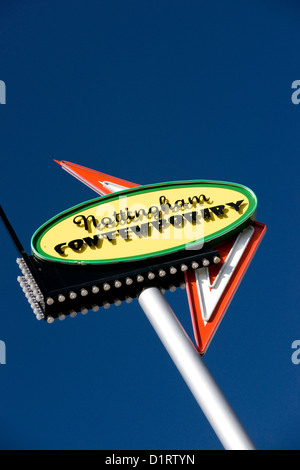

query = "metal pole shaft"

[{"left": 138, "top": 287, "right": 256, "bottom": 450}]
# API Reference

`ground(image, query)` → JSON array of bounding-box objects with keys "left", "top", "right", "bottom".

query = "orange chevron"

[{"left": 54, "top": 159, "right": 140, "bottom": 195}]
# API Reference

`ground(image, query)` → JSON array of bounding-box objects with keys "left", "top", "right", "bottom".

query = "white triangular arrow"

[
  {"left": 195, "top": 225, "right": 255, "bottom": 322},
  {"left": 100, "top": 181, "right": 129, "bottom": 193}
]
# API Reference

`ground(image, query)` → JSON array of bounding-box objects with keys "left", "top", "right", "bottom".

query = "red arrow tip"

[{"left": 53, "top": 159, "right": 62, "bottom": 165}]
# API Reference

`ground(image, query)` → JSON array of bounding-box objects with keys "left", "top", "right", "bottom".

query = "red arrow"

[
  {"left": 54, "top": 160, "right": 139, "bottom": 195},
  {"left": 185, "top": 221, "right": 267, "bottom": 355}
]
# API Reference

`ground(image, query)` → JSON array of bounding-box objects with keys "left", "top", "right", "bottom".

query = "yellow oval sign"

[{"left": 31, "top": 181, "right": 257, "bottom": 264}]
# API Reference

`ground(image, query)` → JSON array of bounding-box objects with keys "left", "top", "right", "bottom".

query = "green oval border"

[{"left": 31, "top": 180, "right": 257, "bottom": 265}]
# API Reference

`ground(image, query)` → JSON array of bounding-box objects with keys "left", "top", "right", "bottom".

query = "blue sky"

[{"left": 0, "top": 0, "right": 299, "bottom": 450}]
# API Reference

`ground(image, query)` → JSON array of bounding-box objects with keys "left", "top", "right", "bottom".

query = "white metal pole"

[{"left": 138, "top": 287, "right": 256, "bottom": 451}]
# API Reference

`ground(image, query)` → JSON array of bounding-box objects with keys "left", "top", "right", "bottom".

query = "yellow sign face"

[{"left": 31, "top": 181, "right": 257, "bottom": 264}]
